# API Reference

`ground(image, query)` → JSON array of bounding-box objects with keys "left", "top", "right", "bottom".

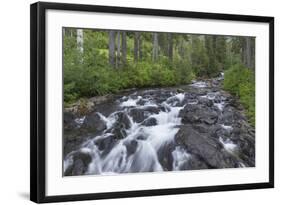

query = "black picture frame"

[{"left": 30, "top": 1, "right": 274, "bottom": 203}]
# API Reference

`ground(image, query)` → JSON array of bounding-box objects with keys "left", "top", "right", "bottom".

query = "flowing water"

[{"left": 64, "top": 73, "right": 255, "bottom": 176}]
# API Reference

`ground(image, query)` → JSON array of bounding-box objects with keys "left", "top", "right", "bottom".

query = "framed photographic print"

[{"left": 30, "top": 1, "right": 274, "bottom": 203}]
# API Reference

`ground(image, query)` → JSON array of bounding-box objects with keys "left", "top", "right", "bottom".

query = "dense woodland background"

[{"left": 63, "top": 28, "right": 255, "bottom": 125}]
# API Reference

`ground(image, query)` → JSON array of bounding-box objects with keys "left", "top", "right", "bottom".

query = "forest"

[{"left": 63, "top": 28, "right": 255, "bottom": 125}]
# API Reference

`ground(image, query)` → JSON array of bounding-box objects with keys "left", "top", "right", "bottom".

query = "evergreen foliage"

[{"left": 63, "top": 28, "right": 255, "bottom": 125}]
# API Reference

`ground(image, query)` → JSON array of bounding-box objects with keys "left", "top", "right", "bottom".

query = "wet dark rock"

[
  {"left": 159, "top": 105, "right": 171, "bottom": 112},
  {"left": 129, "top": 108, "right": 145, "bottom": 123},
  {"left": 198, "top": 97, "right": 214, "bottom": 107},
  {"left": 202, "top": 116, "right": 218, "bottom": 125},
  {"left": 64, "top": 111, "right": 77, "bottom": 130},
  {"left": 220, "top": 109, "right": 244, "bottom": 125},
  {"left": 136, "top": 134, "right": 148, "bottom": 140},
  {"left": 115, "top": 112, "right": 131, "bottom": 129},
  {"left": 82, "top": 112, "right": 106, "bottom": 132},
  {"left": 227, "top": 98, "right": 244, "bottom": 110},
  {"left": 71, "top": 159, "right": 85, "bottom": 175},
  {"left": 105, "top": 112, "right": 132, "bottom": 140},
  {"left": 64, "top": 132, "right": 86, "bottom": 158},
  {"left": 141, "top": 117, "right": 157, "bottom": 126},
  {"left": 92, "top": 101, "right": 119, "bottom": 117},
  {"left": 192, "top": 123, "right": 211, "bottom": 133},
  {"left": 157, "top": 142, "right": 176, "bottom": 171},
  {"left": 103, "top": 113, "right": 130, "bottom": 141},
  {"left": 154, "top": 93, "right": 171, "bottom": 104},
  {"left": 180, "top": 104, "right": 218, "bottom": 125},
  {"left": 232, "top": 126, "right": 242, "bottom": 135},
  {"left": 214, "top": 127, "right": 231, "bottom": 139},
  {"left": 178, "top": 155, "right": 209, "bottom": 170},
  {"left": 108, "top": 125, "right": 127, "bottom": 140},
  {"left": 175, "top": 125, "right": 237, "bottom": 168},
  {"left": 137, "top": 98, "right": 147, "bottom": 106},
  {"left": 95, "top": 135, "right": 117, "bottom": 155},
  {"left": 235, "top": 134, "right": 255, "bottom": 166},
  {"left": 64, "top": 151, "right": 92, "bottom": 176},
  {"left": 211, "top": 87, "right": 220, "bottom": 92},
  {"left": 186, "top": 99, "right": 198, "bottom": 105},
  {"left": 64, "top": 74, "right": 256, "bottom": 175},
  {"left": 248, "top": 127, "right": 255, "bottom": 136},
  {"left": 143, "top": 106, "right": 161, "bottom": 114},
  {"left": 124, "top": 140, "right": 138, "bottom": 156}
]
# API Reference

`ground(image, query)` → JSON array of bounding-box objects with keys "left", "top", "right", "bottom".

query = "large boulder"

[
  {"left": 64, "top": 151, "right": 92, "bottom": 176},
  {"left": 180, "top": 104, "right": 218, "bottom": 125},
  {"left": 107, "top": 125, "right": 127, "bottom": 140},
  {"left": 95, "top": 135, "right": 117, "bottom": 155},
  {"left": 157, "top": 142, "right": 176, "bottom": 171},
  {"left": 154, "top": 92, "right": 174, "bottom": 104},
  {"left": 115, "top": 112, "right": 131, "bottom": 129},
  {"left": 106, "top": 112, "right": 131, "bottom": 140},
  {"left": 142, "top": 106, "right": 161, "bottom": 115},
  {"left": 230, "top": 133, "right": 255, "bottom": 166},
  {"left": 175, "top": 154, "right": 209, "bottom": 170},
  {"left": 123, "top": 140, "right": 138, "bottom": 156},
  {"left": 220, "top": 106, "right": 246, "bottom": 125},
  {"left": 209, "top": 124, "right": 232, "bottom": 140},
  {"left": 192, "top": 123, "right": 212, "bottom": 133},
  {"left": 64, "top": 111, "right": 77, "bottom": 130},
  {"left": 129, "top": 108, "right": 145, "bottom": 123},
  {"left": 63, "top": 132, "right": 88, "bottom": 158},
  {"left": 141, "top": 117, "right": 157, "bottom": 127},
  {"left": 198, "top": 97, "right": 213, "bottom": 107},
  {"left": 82, "top": 112, "right": 107, "bottom": 132},
  {"left": 175, "top": 125, "right": 237, "bottom": 168}
]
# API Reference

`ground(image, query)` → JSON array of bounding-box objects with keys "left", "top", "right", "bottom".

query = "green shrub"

[
  {"left": 173, "top": 58, "right": 195, "bottom": 84},
  {"left": 64, "top": 54, "right": 194, "bottom": 105},
  {"left": 63, "top": 31, "right": 194, "bottom": 105},
  {"left": 224, "top": 64, "right": 255, "bottom": 126}
]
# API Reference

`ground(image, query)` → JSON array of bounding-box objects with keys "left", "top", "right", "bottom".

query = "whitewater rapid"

[{"left": 63, "top": 75, "right": 247, "bottom": 176}]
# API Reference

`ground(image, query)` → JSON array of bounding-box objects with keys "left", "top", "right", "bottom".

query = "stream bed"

[{"left": 63, "top": 74, "right": 255, "bottom": 176}]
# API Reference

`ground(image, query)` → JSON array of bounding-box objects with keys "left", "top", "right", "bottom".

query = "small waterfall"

[
  {"left": 219, "top": 137, "right": 237, "bottom": 153},
  {"left": 172, "top": 146, "right": 191, "bottom": 171},
  {"left": 64, "top": 91, "right": 188, "bottom": 175},
  {"left": 64, "top": 73, "right": 253, "bottom": 176}
]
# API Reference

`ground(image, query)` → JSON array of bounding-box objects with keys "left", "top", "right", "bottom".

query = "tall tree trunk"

[
  {"left": 227, "top": 40, "right": 233, "bottom": 67},
  {"left": 77, "top": 29, "right": 83, "bottom": 53},
  {"left": 250, "top": 38, "right": 255, "bottom": 71},
  {"left": 134, "top": 32, "right": 140, "bottom": 62},
  {"left": 190, "top": 35, "right": 193, "bottom": 67},
  {"left": 168, "top": 33, "right": 173, "bottom": 61},
  {"left": 245, "top": 37, "right": 252, "bottom": 69},
  {"left": 139, "top": 35, "right": 142, "bottom": 61},
  {"left": 121, "top": 32, "right": 127, "bottom": 65},
  {"left": 152, "top": 33, "right": 158, "bottom": 62},
  {"left": 116, "top": 31, "right": 121, "bottom": 68},
  {"left": 241, "top": 37, "right": 247, "bottom": 68},
  {"left": 178, "top": 37, "right": 185, "bottom": 58},
  {"left": 109, "top": 31, "right": 116, "bottom": 67},
  {"left": 212, "top": 35, "right": 217, "bottom": 62}
]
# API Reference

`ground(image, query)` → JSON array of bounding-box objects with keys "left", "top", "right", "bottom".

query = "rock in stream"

[{"left": 63, "top": 73, "right": 255, "bottom": 176}]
